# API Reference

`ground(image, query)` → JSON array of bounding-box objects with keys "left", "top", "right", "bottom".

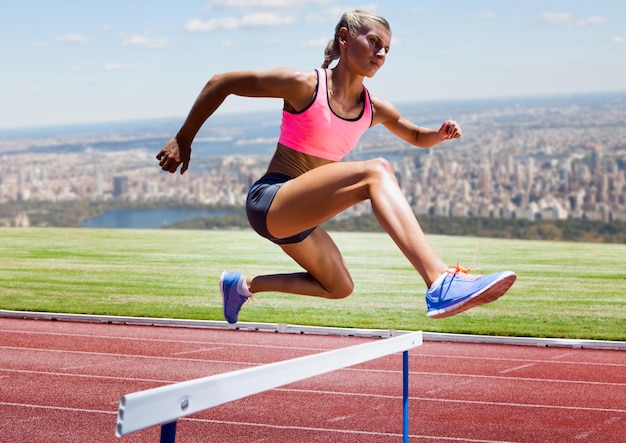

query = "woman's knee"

[
  {"left": 317, "top": 262, "right": 354, "bottom": 299},
  {"left": 365, "top": 157, "right": 395, "bottom": 180},
  {"left": 325, "top": 273, "right": 354, "bottom": 299},
  {"left": 362, "top": 157, "right": 398, "bottom": 190}
]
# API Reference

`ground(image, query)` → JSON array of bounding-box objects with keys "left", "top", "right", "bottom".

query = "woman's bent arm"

[{"left": 157, "top": 68, "right": 316, "bottom": 174}]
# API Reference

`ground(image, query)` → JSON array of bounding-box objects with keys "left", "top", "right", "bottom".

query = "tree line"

[
  {"left": 171, "top": 209, "right": 626, "bottom": 243},
  {"left": 2, "top": 201, "right": 624, "bottom": 243}
]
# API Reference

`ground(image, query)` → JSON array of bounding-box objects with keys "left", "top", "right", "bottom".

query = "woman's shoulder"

[
  {"left": 368, "top": 91, "right": 402, "bottom": 125},
  {"left": 271, "top": 68, "right": 319, "bottom": 111}
]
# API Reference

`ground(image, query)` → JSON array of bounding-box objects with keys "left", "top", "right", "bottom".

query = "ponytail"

[{"left": 322, "top": 38, "right": 340, "bottom": 69}]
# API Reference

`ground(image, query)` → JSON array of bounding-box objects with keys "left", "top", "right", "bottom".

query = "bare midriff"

[{"left": 266, "top": 143, "right": 334, "bottom": 178}]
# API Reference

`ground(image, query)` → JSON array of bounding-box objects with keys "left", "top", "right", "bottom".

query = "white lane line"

[
  {"left": 0, "top": 345, "right": 261, "bottom": 366},
  {"left": 500, "top": 363, "right": 536, "bottom": 374},
  {"left": 344, "top": 368, "right": 626, "bottom": 387},
  {"left": 413, "top": 353, "right": 626, "bottom": 368},
  {"left": 551, "top": 351, "right": 577, "bottom": 360},
  {"left": 274, "top": 389, "right": 626, "bottom": 414},
  {"left": 1, "top": 402, "right": 117, "bottom": 415},
  {"left": 61, "top": 364, "right": 99, "bottom": 370},
  {"left": 0, "top": 328, "right": 339, "bottom": 352},
  {"left": 574, "top": 416, "right": 623, "bottom": 440},
  {"left": 426, "top": 379, "right": 473, "bottom": 395},
  {"left": 171, "top": 347, "right": 223, "bottom": 356},
  {"left": 0, "top": 368, "right": 176, "bottom": 384}
]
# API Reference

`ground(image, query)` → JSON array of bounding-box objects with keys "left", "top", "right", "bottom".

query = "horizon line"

[{"left": 2, "top": 89, "right": 625, "bottom": 133}]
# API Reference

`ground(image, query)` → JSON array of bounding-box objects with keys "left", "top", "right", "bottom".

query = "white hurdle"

[{"left": 116, "top": 330, "right": 422, "bottom": 442}]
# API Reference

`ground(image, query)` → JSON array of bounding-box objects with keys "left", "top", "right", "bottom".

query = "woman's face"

[{"left": 343, "top": 22, "right": 391, "bottom": 78}]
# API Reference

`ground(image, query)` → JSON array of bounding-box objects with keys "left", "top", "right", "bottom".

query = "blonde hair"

[{"left": 322, "top": 9, "right": 391, "bottom": 69}]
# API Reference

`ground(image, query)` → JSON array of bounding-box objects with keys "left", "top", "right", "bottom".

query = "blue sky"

[{"left": 1, "top": 0, "right": 625, "bottom": 129}]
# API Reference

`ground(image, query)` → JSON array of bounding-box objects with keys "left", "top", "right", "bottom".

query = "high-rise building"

[{"left": 113, "top": 176, "right": 129, "bottom": 197}]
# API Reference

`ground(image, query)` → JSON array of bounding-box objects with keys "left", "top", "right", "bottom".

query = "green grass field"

[{"left": 1, "top": 227, "right": 624, "bottom": 340}]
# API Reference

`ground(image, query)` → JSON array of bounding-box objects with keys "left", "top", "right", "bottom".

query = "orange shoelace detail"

[
  {"left": 446, "top": 243, "right": 483, "bottom": 276},
  {"left": 446, "top": 262, "right": 483, "bottom": 276}
]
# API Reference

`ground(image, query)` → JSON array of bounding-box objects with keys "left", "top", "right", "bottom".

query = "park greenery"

[{"left": 1, "top": 227, "right": 624, "bottom": 341}]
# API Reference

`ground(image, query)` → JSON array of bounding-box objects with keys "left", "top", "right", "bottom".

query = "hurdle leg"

[
  {"left": 160, "top": 421, "right": 177, "bottom": 443},
  {"left": 403, "top": 350, "right": 409, "bottom": 443}
]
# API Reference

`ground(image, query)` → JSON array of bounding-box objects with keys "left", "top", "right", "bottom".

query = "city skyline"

[
  {"left": 2, "top": 93, "right": 625, "bottom": 229},
  {"left": 2, "top": 0, "right": 625, "bottom": 129}
]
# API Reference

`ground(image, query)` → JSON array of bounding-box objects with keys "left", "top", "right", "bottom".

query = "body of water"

[{"left": 81, "top": 208, "right": 228, "bottom": 228}]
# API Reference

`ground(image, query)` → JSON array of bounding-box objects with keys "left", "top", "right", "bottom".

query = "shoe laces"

[
  {"left": 447, "top": 262, "right": 482, "bottom": 274},
  {"left": 445, "top": 263, "right": 483, "bottom": 282},
  {"left": 446, "top": 242, "right": 483, "bottom": 276},
  {"left": 446, "top": 247, "right": 483, "bottom": 278}
]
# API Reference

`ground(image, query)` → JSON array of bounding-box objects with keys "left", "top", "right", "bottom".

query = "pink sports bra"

[{"left": 278, "top": 68, "right": 373, "bottom": 161}]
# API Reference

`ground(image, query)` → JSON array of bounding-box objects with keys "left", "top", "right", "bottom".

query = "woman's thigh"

[{"left": 266, "top": 159, "right": 391, "bottom": 239}]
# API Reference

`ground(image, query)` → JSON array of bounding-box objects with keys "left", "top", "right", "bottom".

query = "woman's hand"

[
  {"left": 156, "top": 137, "right": 191, "bottom": 175},
  {"left": 438, "top": 120, "right": 462, "bottom": 140}
]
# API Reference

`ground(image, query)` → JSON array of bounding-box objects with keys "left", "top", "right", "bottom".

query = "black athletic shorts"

[{"left": 246, "top": 173, "right": 316, "bottom": 245}]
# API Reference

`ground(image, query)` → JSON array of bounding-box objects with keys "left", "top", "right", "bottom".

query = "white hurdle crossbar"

[{"left": 116, "top": 330, "right": 422, "bottom": 441}]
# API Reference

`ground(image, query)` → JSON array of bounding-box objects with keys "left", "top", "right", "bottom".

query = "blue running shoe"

[
  {"left": 426, "top": 267, "right": 516, "bottom": 319},
  {"left": 220, "top": 271, "right": 249, "bottom": 324}
]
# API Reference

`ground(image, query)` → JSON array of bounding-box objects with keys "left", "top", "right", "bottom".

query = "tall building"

[
  {"left": 113, "top": 176, "right": 129, "bottom": 198},
  {"left": 94, "top": 165, "right": 103, "bottom": 197}
]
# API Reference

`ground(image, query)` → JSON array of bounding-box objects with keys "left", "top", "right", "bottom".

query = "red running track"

[{"left": 1, "top": 316, "right": 625, "bottom": 442}]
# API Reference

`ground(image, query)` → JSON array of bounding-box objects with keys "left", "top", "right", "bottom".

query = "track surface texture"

[{"left": 1, "top": 317, "right": 625, "bottom": 442}]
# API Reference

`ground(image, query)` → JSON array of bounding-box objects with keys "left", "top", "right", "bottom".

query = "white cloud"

[
  {"left": 204, "top": 0, "right": 331, "bottom": 11},
  {"left": 120, "top": 34, "right": 167, "bottom": 49},
  {"left": 612, "top": 35, "right": 625, "bottom": 44},
  {"left": 469, "top": 12, "right": 496, "bottom": 21},
  {"left": 305, "top": 8, "right": 344, "bottom": 22},
  {"left": 584, "top": 16, "right": 606, "bottom": 26},
  {"left": 104, "top": 63, "right": 126, "bottom": 71},
  {"left": 531, "top": 12, "right": 606, "bottom": 28},
  {"left": 302, "top": 37, "right": 327, "bottom": 48},
  {"left": 241, "top": 12, "right": 295, "bottom": 27},
  {"left": 305, "top": 3, "right": 378, "bottom": 23},
  {"left": 185, "top": 17, "right": 240, "bottom": 32},
  {"left": 265, "top": 38, "right": 282, "bottom": 46},
  {"left": 57, "top": 34, "right": 89, "bottom": 45},
  {"left": 390, "top": 35, "right": 402, "bottom": 46},
  {"left": 305, "top": 4, "right": 379, "bottom": 23},
  {"left": 185, "top": 13, "right": 294, "bottom": 32}
]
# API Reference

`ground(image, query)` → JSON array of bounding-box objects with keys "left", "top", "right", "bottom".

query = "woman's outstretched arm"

[{"left": 371, "top": 95, "right": 462, "bottom": 148}]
